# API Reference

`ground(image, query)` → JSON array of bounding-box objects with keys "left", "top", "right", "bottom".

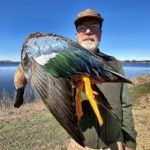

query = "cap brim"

[{"left": 74, "top": 16, "right": 104, "bottom": 26}]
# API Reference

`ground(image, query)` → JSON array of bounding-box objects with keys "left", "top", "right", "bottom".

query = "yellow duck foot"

[
  {"left": 82, "top": 76, "right": 103, "bottom": 126},
  {"left": 75, "top": 80, "right": 84, "bottom": 120}
]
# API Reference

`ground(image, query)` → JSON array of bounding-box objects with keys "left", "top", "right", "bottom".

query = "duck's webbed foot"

[
  {"left": 82, "top": 76, "right": 103, "bottom": 126},
  {"left": 75, "top": 80, "right": 84, "bottom": 120}
]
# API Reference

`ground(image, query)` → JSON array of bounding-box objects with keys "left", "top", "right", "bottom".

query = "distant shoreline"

[
  {"left": 121, "top": 60, "right": 150, "bottom": 63},
  {"left": 0, "top": 60, "right": 150, "bottom": 63},
  {"left": 0, "top": 60, "right": 20, "bottom": 63}
]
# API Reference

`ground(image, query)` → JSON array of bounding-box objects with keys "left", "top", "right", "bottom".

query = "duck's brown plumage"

[{"left": 14, "top": 64, "right": 27, "bottom": 89}]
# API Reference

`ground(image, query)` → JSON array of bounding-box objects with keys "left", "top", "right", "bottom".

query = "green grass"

[
  {"left": 0, "top": 112, "right": 68, "bottom": 150},
  {"left": 129, "top": 82, "right": 150, "bottom": 104}
]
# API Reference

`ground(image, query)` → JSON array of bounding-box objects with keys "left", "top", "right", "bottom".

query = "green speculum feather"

[{"left": 42, "top": 52, "right": 85, "bottom": 78}]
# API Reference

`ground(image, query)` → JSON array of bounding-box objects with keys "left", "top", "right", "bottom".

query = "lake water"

[
  {"left": 0, "top": 62, "right": 19, "bottom": 95},
  {"left": 122, "top": 62, "right": 150, "bottom": 78},
  {"left": 0, "top": 62, "right": 150, "bottom": 95}
]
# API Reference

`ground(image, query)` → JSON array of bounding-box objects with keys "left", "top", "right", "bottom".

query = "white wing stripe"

[{"left": 34, "top": 52, "right": 58, "bottom": 65}]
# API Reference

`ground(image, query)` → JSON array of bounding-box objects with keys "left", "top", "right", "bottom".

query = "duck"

[{"left": 17, "top": 32, "right": 132, "bottom": 147}]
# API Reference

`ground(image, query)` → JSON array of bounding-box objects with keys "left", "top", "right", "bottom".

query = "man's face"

[{"left": 75, "top": 18, "right": 102, "bottom": 52}]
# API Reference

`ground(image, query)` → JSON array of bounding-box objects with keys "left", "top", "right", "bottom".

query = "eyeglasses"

[{"left": 77, "top": 23, "right": 100, "bottom": 33}]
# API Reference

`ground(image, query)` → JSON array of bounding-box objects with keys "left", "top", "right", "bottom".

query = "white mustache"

[{"left": 83, "top": 38, "right": 94, "bottom": 41}]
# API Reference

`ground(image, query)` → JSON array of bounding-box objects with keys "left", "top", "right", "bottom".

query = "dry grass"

[
  {"left": 0, "top": 75, "right": 150, "bottom": 150},
  {"left": 0, "top": 89, "right": 14, "bottom": 109},
  {"left": 133, "top": 94, "right": 150, "bottom": 149},
  {"left": 130, "top": 75, "right": 150, "bottom": 86},
  {"left": 0, "top": 84, "right": 35, "bottom": 109},
  {"left": 129, "top": 75, "right": 150, "bottom": 149},
  {"left": 0, "top": 100, "right": 68, "bottom": 150}
]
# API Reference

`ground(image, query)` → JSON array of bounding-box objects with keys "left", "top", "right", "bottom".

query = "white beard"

[{"left": 79, "top": 40, "right": 99, "bottom": 52}]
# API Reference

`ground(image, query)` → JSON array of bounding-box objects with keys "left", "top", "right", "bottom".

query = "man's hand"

[{"left": 125, "top": 146, "right": 136, "bottom": 150}]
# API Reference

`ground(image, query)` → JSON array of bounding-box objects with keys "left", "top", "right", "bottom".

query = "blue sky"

[{"left": 0, "top": 0, "right": 150, "bottom": 61}]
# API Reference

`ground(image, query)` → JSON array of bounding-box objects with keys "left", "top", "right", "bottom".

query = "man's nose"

[{"left": 85, "top": 28, "right": 92, "bottom": 34}]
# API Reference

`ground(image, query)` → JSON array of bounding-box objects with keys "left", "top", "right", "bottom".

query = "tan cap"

[{"left": 74, "top": 9, "right": 104, "bottom": 26}]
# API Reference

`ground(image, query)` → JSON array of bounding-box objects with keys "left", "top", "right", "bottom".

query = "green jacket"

[{"left": 79, "top": 52, "right": 137, "bottom": 149}]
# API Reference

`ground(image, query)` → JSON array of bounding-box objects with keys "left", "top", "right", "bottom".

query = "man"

[
  {"left": 14, "top": 9, "right": 136, "bottom": 150},
  {"left": 67, "top": 9, "right": 136, "bottom": 150}
]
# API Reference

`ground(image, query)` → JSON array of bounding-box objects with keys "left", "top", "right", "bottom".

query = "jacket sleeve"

[{"left": 117, "top": 61, "right": 137, "bottom": 148}]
